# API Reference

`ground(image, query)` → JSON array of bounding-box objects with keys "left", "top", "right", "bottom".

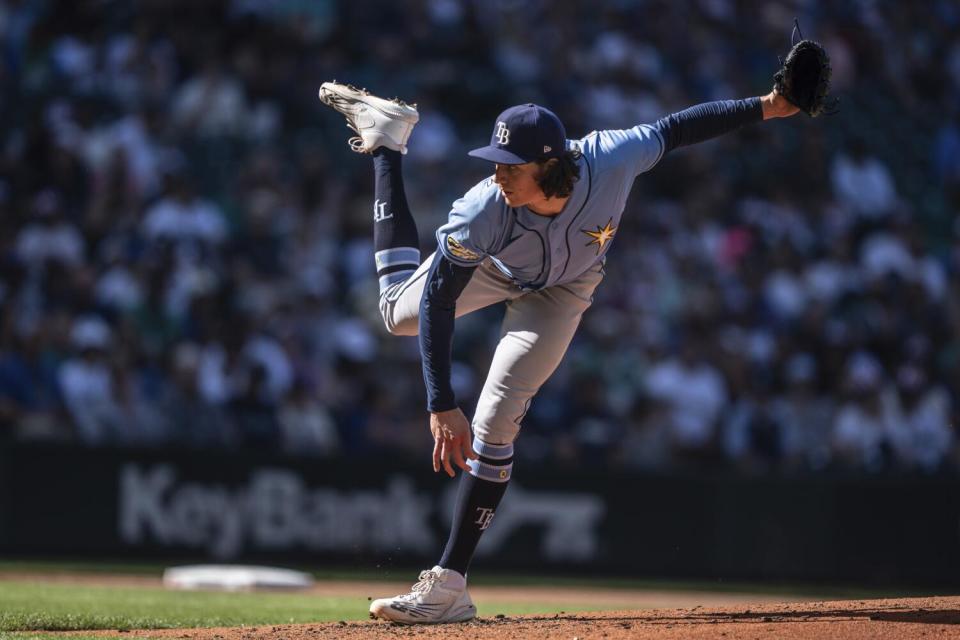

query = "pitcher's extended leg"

[{"left": 372, "top": 149, "right": 421, "bottom": 293}]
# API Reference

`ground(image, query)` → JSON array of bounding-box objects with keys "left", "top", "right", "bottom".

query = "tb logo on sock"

[
  {"left": 373, "top": 199, "right": 393, "bottom": 222},
  {"left": 475, "top": 507, "right": 496, "bottom": 530}
]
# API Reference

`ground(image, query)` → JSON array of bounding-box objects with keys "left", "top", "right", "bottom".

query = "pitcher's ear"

[{"left": 538, "top": 157, "right": 559, "bottom": 174}]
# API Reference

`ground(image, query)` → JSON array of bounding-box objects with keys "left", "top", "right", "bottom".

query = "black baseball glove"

[{"left": 773, "top": 25, "right": 835, "bottom": 117}]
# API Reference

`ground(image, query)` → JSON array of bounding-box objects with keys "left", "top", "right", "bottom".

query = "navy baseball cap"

[{"left": 468, "top": 104, "right": 566, "bottom": 165}]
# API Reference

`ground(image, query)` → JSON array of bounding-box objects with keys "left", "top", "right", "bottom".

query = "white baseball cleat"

[
  {"left": 369, "top": 566, "right": 476, "bottom": 624},
  {"left": 318, "top": 81, "right": 419, "bottom": 154}
]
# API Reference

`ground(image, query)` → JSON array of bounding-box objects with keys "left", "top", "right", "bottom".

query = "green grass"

[
  {"left": 0, "top": 580, "right": 613, "bottom": 633},
  {"left": 0, "top": 580, "right": 359, "bottom": 630},
  {"left": 0, "top": 558, "right": 944, "bottom": 634}
]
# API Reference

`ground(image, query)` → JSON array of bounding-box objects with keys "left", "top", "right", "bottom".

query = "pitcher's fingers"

[
  {"left": 452, "top": 440, "right": 470, "bottom": 473},
  {"left": 441, "top": 440, "right": 455, "bottom": 477},
  {"left": 432, "top": 437, "right": 441, "bottom": 473}
]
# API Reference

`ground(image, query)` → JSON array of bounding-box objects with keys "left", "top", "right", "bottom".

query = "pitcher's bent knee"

[
  {"left": 472, "top": 412, "right": 521, "bottom": 445},
  {"left": 382, "top": 313, "right": 419, "bottom": 337}
]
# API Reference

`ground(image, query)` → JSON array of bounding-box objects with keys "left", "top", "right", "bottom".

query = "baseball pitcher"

[{"left": 318, "top": 41, "right": 825, "bottom": 622}]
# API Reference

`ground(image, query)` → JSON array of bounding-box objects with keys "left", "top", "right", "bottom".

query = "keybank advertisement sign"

[
  {"left": 5, "top": 444, "right": 959, "bottom": 581},
  {"left": 118, "top": 464, "right": 606, "bottom": 560}
]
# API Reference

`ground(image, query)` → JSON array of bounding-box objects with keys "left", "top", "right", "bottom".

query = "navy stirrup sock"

[
  {"left": 438, "top": 439, "right": 513, "bottom": 576},
  {"left": 372, "top": 148, "right": 420, "bottom": 293}
]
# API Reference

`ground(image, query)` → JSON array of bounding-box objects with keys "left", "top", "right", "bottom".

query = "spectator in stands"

[
  {"left": 887, "top": 363, "right": 953, "bottom": 472},
  {"left": 0, "top": 309, "right": 62, "bottom": 439},
  {"left": 14, "top": 190, "right": 84, "bottom": 273},
  {"left": 830, "top": 352, "right": 896, "bottom": 471},
  {"left": 141, "top": 172, "right": 228, "bottom": 257},
  {"left": 645, "top": 341, "right": 727, "bottom": 459},
  {"left": 57, "top": 316, "right": 123, "bottom": 445},
  {"left": 771, "top": 353, "right": 836, "bottom": 471},
  {"left": 278, "top": 377, "right": 340, "bottom": 457},
  {"left": 170, "top": 51, "right": 246, "bottom": 138},
  {"left": 830, "top": 138, "right": 898, "bottom": 219},
  {"left": 230, "top": 363, "right": 280, "bottom": 450},
  {"left": 157, "top": 341, "right": 235, "bottom": 448}
]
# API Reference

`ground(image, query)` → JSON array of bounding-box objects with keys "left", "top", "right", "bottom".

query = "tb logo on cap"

[{"left": 495, "top": 121, "right": 510, "bottom": 146}]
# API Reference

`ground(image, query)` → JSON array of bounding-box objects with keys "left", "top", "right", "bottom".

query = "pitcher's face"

[{"left": 493, "top": 162, "right": 543, "bottom": 209}]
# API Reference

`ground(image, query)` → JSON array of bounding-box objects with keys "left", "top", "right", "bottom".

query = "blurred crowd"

[{"left": 0, "top": 0, "right": 958, "bottom": 474}]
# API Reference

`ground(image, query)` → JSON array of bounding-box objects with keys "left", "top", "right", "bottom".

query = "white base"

[{"left": 162, "top": 565, "right": 314, "bottom": 591}]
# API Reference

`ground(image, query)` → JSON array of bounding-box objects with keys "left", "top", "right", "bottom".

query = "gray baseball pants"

[{"left": 380, "top": 253, "right": 604, "bottom": 445}]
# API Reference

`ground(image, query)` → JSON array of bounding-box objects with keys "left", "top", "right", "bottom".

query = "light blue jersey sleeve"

[
  {"left": 581, "top": 124, "right": 665, "bottom": 179},
  {"left": 436, "top": 178, "right": 507, "bottom": 267}
]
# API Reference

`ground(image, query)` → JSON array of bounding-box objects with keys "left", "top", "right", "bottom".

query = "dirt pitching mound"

[{"left": 68, "top": 595, "right": 960, "bottom": 640}]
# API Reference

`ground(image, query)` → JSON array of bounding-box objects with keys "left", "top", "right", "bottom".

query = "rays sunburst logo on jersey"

[
  {"left": 582, "top": 218, "right": 617, "bottom": 254},
  {"left": 446, "top": 236, "right": 481, "bottom": 261}
]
